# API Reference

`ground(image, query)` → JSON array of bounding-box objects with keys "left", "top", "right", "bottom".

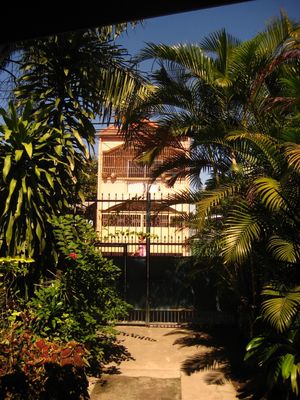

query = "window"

[
  {"left": 102, "top": 213, "right": 141, "bottom": 227},
  {"left": 127, "top": 160, "right": 163, "bottom": 178},
  {"left": 143, "top": 214, "right": 169, "bottom": 227},
  {"left": 128, "top": 161, "right": 145, "bottom": 177}
]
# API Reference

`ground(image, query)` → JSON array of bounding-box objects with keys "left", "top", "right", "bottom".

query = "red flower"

[{"left": 68, "top": 252, "right": 77, "bottom": 260}]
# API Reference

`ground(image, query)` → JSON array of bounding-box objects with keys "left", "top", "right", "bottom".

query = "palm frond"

[
  {"left": 261, "top": 285, "right": 300, "bottom": 333},
  {"left": 136, "top": 43, "right": 214, "bottom": 82},
  {"left": 252, "top": 11, "right": 298, "bottom": 60},
  {"left": 225, "top": 131, "right": 283, "bottom": 174},
  {"left": 222, "top": 203, "right": 262, "bottom": 264},
  {"left": 100, "top": 67, "right": 153, "bottom": 116},
  {"left": 285, "top": 143, "right": 300, "bottom": 172},
  {"left": 147, "top": 144, "right": 229, "bottom": 188},
  {"left": 267, "top": 236, "right": 299, "bottom": 263},
  {"left": 196, "top": 184, "right": 240, "bottom": 226},
  {"left": 252, "top": 177, "right": 286, "bottom": 212},
  {"left": 250, "top": 49, "right": 300, "bottom": 103},
  {"left": 280, "top": 75, "right": 300, "bottom": 103},
  {"left": 200, "top": 29, "right": 240, "bottom": 78}
]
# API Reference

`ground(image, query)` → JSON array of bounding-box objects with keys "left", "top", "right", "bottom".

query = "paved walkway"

[{"left": 89, "top": 325, "right": 237, "bottom": 400}]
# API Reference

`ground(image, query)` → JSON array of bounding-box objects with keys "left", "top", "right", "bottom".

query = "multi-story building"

[{"left": 96, "top": 122, "right": 191, "bottom": 256}]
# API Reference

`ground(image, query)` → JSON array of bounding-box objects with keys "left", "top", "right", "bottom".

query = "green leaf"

[
  {"left": 54, "top": 145, "right": 62, "bottom": 156},
  {"left": 196, "top": 184, "right": 239, "bottom": 226},
  {"left": 55, "top": 98, "right": 61, "bottom": 109},
  {"left": 14, "top": 188, "right": 24, "bottom": 218},
  {"left": 4, "top": 178, "right": 17, "bottom": 214},
  {"left": 290, "top": 364, "right": 299, "bottom": 395},
  {"left": 6, "top": 213, "right": 15, "bottom": 246},
  {"left": 67, "top": 155, "right": 75, "bottom": 171},
  {"left": 21, "top": 176, "right": 27, "bottom": 193},
  {"left": 23, "top": 142, "right": 33, "bottom": 158},
  {"left": 245, "top": 336, "right": 264, "bottom": 352},
  {"left": 78, "top": 190, "right": 85, "bottom": 202},
  {"left": 72, "top": 129, "right": 85, "bottom": 148},
  {"left": 3, "top": 126, "right": 12, "bottom": 140},
  {"left": 222, "top": 203, "right": 261, "bottom": 264},
  {"left": 27, "top": 186, "right": 33, "bottom": 202},
  {"left": 39, "top": 132, "right": 52, "bottom": 142},
  {"left": 15, "top": 149, "right": 24, "bottom": 162},
  {"left": 3, "top": 154, "right": 11, "bottom": 182},
  {"left": 281, "top": 354, "right": 295, "bottom": 379},
  {"left": 285, "top": 143, "right": 300, "bottom": 172},
  {"left": 44, "top": 171, "right": 54, "bottom": 189},
  {"left": 35, "top": 165, "right": 41, "bottom": 178},
  {"left": 36, "top": 223, "right": 42, "bottom": 242},
  {"left": 261, "top": 285, "right": 300, "bottom": 332},
  {"left": 268, "top": 236, "right": 299, "bottom": 263},
  {"left": 253, "top": 177, "right": 285, "bottom": 212}
]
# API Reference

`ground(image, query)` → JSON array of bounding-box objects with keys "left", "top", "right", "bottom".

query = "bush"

[
  {"left": 0, "top": 215, "right": 130, "bottom": 397},
  {"left": 0, "top": 311, "right": 88, "bottom": 399},
  {"left": 0, "top": 257, "right": 34, "bottom": 326},
  {"left": 28, "top": 214, "right": 129, "bottom": 373}
]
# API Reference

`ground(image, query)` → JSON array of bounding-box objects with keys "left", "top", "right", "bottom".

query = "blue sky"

[{"left": 118, "top": 0, "right": 299, "bottom": 61}]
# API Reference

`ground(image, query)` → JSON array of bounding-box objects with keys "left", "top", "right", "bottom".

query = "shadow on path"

[
  {"left": 100, "top": 339, "right": 135, "bottom": 375},
  {"left": 166, "top": 325, "right": 250, "bottom": 391}
]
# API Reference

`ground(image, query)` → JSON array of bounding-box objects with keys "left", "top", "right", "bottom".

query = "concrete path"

[{"left": 89, "top": 325, "right": 237, "bottom": 400}]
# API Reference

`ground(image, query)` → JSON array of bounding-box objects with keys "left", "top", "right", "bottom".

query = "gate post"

[{"left": 145, "top": 189, "right": 151, "bottom": 324}]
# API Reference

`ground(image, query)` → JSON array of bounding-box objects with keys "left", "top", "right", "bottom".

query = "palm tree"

[
  {"left": 120, "top": 12, "right": 299, "bottom": 172},
  {"left": 0, "top": 23, "right": 150, "bottom": 259},
  {"left": 119, "top": 13, "right": 300, "bottom": 268},
  {"left": 118, "top": 15, "right": 300, "bottom": 397},
  {"left": 14, "top": 25, "right": 149, "bottom": 145}
]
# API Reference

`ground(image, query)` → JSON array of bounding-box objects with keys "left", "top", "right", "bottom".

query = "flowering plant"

[{"left": 68, "top": 252, "right": 78, "bottom": 260}]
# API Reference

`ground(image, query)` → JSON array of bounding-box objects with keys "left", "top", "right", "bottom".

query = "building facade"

[{"left": 96, "top": 123, "right": 192, "bottom": 255}]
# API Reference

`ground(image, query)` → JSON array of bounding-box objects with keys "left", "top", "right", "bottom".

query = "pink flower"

[{"left": 68, "top": 252, "right": 77, "bottom": 260}]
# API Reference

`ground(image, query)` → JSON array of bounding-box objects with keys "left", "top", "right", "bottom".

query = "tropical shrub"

[
  {"left": 26, "top": 214, "right": 129, "bottom": 374},
  {"left": 0, "top": 215, "right": 129, "bottom": 397},
  {"left": 0, "top": 257, "right": 34, "bottom": 325},
  {"left": 0, "top": 102, "right": 86, "bottom": 259},
  {"left": 0, "top": 311, "right": 88, "bottom": 400},
  {"left": 244, "top": 285, "right": 300, "bottom": 399}
]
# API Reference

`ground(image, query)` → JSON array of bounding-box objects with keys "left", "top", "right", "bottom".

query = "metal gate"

[
  {"left": 90, "top": 194, "right": 235, "bottom": 326},
  {"left": 90, "top": 192, "right": 196, "bottom": 324},
  {"left": 94, "top": 247, "right": 197, "bottom": 325}
]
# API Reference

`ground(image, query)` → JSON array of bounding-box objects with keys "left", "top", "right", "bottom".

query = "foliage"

[
  {"left": 120, "top": 11, "right": 300, "bottom": 293},
  {"left": 77, "top": 157, "right": 98, "bottom": 201},
  {"left": 0, "top": 311, "right": 88, "bottom": 400},
  {"left": 15, "top": 27, "right": 150, "bottom": 145},
  {"left": 102, "top": 228, "right": 158, "bottom": 241},
  {"left": 244, "top": 285, "right": 300, "bottom": 399},
  {"left": 0, "top": 101, "right": 86, "bottom": 258},
  {"left": 0, "top": 214, "right": 129, "bottom": 396},
  {"left": 0, "top": 23, "right": 149, "bottom": 263},
  {"left": 119, "top": 13, "right": 300, "bottom": 398},
  {"left": 0, "top": 20, "right": 146, "bottom": 399},
  {"left": 0, "top": 257, "right": 34, "bottom": 326},
  {"left": 26, "top": 214, "right": 129, "bottom": 374}
]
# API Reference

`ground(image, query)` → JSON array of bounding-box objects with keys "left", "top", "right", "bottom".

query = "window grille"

[
  {"left": 102, "top": 213, "right": 141, "bottom": 227},
  {"left": 128, "top": 161, "right": 145, "bottom": 177},
  {"left": 102, "top": 146, "right": 166, "bottom": 179},
  {"left": 143, "top": 214, "right": 169, "bottom": 227}
]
